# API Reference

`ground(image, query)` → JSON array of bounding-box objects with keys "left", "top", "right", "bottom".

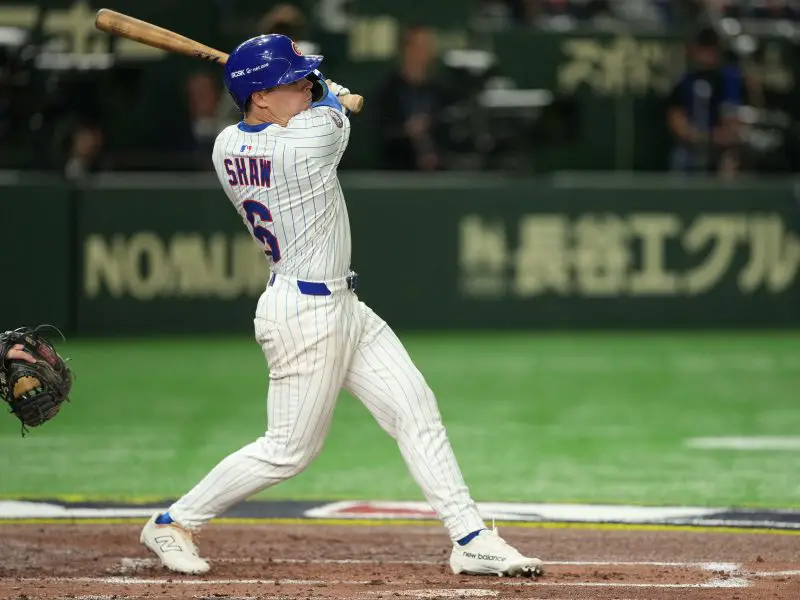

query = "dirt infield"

[{"left": 0, "top": 522, "right": 798, "bottom": 599}]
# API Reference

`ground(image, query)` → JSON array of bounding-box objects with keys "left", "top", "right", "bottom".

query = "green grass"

[{"left": 1, "top": 332, "right": 798, "bottom": 508}]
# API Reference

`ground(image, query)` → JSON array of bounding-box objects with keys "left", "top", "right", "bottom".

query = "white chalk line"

[
  {"left": 18, "top": 558, "right": 800, "bottom": 592},
  {"left": 365, "top": 590, "right": 498, "bottom": 598},
  {"left": 7, "top": 576, "right": 752, "bottom": 589},
  {"left": 685, "top": 436, "right": 800, "bottom": 451},
  {"left": 118, "top": 557, "right": 743, "bottom": 570},
  {"left": 114, "top": 556, "right": 761, "bottom": 589},
  {"left": 113, "top": 557, "right": 800, "bottom": 584}
]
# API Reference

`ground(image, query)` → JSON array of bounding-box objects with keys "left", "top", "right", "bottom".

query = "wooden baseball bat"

[{"left": 94, "top": 8, "right": 364, "bottom": 114}]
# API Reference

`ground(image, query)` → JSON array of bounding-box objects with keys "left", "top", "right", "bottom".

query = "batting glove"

[{"left": 326, "top": 79, "right": 351, "bottom": 97}]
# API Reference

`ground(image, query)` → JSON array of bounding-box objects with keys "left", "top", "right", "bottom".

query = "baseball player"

[{"left": 139, "top": 34, "right": 543, "bottom": 579}]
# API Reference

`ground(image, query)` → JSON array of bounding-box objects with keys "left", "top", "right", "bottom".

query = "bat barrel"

[{"left": 94, "top": 9, "right": 362, "bottom": 112}]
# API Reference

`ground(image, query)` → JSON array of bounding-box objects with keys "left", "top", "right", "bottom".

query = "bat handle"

[{"left": 340, "top": 94, "right": 364, "bottom": 114}]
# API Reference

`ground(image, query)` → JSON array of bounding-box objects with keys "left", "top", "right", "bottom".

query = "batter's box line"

[
  {"left": 116, "top": 557, "right": 744, "bottom": 570},
  {"left": 115, "top": 556, "right": 749, "bottom": 587},
  {"left": 10, "top": 576, "right": 753, "bottom": 589},
  {"left": 110, "top": 558, "right": 754, "bottom": 590},
  {"left": 362, "top": 590, "right": 499, "bottom": 598}
]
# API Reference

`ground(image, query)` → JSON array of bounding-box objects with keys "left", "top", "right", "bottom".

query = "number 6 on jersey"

[{"left": 243, "top": 200, "right": 281, "bottom": 262}]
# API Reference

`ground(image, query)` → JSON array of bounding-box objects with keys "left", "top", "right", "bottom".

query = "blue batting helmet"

[{"left": 224, "top": 34, "right": 323, "bottom": 111}]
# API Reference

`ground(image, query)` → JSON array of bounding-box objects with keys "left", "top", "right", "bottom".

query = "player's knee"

[{"left": 258, "top": 437, "right": 323, "bottom": 476}]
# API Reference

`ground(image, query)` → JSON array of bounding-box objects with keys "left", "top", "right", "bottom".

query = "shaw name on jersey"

[{"left": 224, "top": 157, "right": 272, "bottom": 188}]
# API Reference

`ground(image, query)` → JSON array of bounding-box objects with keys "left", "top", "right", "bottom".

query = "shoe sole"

[
  {"left": 503, "top": 563, "right": 544, "bottom": 577},
  {"left": 452, "top": 561, "right": 544, "bottom": 578}
]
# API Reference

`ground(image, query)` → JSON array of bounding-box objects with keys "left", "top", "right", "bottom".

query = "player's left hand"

[
  {"left": 6, "top": 344, "right": 36, "bottom": 364},
  {"left": 324, "top": 78, "right": 350, "bottom": 98},
  {"left": 307, "top": 69, "right": 351, "bottom": 101}
]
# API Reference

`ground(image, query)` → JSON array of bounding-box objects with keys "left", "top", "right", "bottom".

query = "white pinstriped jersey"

[
  {"left": 212, "top": 106, "right": 352, "bottom": 281},
  {"left": 169, "top": 91, "right": 491, "bottom": 551}
]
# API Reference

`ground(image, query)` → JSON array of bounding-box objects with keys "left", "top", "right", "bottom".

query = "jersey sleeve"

[
  {"left": 276, "top": 106, "right": 350, "bottom": 163},
  {"left": 290, "top": 105, "right": 347, "bottom": 132}
]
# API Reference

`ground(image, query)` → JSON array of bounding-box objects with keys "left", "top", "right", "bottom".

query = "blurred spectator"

[
  {"left": 499, "top": 0, "right": 798, "bottom": 30},
  {"left": 186, "top": 72, "right": 224, "bottom": 159},
  {"left": 666, "top": 26, "right": 743, "bottom": 177},
  {"left": 604, "top": 0, "right": 668, "bottom": 26},
  {"left": 257, "top": 3, "right": 321, "bottom": 55},
  {"left": 473, "top": 0, "right": 533, "bottom": 29},
  {"left": 531, "top": 0, "right": 662, "bottom": 26},
  {"left": 526, "top": 0, "right": 596, "bottom": 23},
  {"left": 63, "top": 123, "right": 105, "bottom": 180},
  {"left": 129, "top": 71, "right": 224, "bottom": 171},
  {"left": 718, "top": 0, "right": 800, "bottom": 20},
  {"left": 655, "top": 0, "right": 708, "bottom": 28},
  {"left": 374, "top": 25, "right": 450, "bottom": 171}
]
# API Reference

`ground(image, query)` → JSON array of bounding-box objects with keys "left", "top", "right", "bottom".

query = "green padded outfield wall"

[
  {"left": 76, "top": 177, "right": 269, "bottom": 335},
  {"left": 0, "top": 177, "right": 74, "bottom": 332},
  {"left": 70, "top": 174, "right": 800, "bottom": 334}
]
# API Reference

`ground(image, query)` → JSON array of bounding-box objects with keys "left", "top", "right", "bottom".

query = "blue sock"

[
  {"left": 457, "top": 529, "right": 484, "bottom": 546},
  {"left": 155, "top": 512, "right": 174, "bottom": 525}
]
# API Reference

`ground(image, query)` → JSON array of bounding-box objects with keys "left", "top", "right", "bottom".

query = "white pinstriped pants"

[{"left": 169, "top": 273, "right": 486, "bottom": 541}]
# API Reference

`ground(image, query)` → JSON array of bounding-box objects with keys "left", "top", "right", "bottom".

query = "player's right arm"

[
  {"left": 277, "top": 101, "right": 351, "bottom": 175},
  {"left": 288, "top": 100, "right": 349, "bottom": 135}
]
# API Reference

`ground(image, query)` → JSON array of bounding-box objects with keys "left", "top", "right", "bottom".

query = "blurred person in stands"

[
  {"left": 537, "top": 0, "right": 610, "bottom": 21},
  {"left": 472, "top": 0, "right": 534, "bottom": 28},
  {"left": 604, "top": 0, "right": 667, "bottom": 27},
  {"left": 667, "top": 26, "right": 743, "bottom": 178},
  {"left": 652, "top": 0, "right": 707, "bottom": 30},
  {"left": 185, "top": 71, "right": 224, "bottom": 161},
  {"left": 375, "top": 25, "right": 448, "bottom": 171},
  {"left": 731, "top": 0, "right": 800, "bottom": 20},
  {"left": 258, "top": 3, "right": 320, "bottom": 55},
  {"left": 63, "top": 122, "right": 106, "bottom": 180}
]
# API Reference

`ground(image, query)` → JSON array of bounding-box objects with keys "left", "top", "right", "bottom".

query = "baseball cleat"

[
  {"left": 140, "top": 512, "right": 210, "bottom": 575},
  {"left": 450, "top": 526, "right": 544, "bottom": 577}
]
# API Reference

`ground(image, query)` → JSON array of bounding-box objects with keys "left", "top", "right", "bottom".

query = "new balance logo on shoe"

[
  {"left": 464, "top": 552, "right": 506, "bottom": 562},
  {"left": 154, "top": 535, "right": 183, "bottom": 553}
]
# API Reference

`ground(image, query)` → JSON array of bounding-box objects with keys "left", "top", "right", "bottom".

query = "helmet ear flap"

[{"left": 305, "top": 72, "right": 328, "bottom": 103}]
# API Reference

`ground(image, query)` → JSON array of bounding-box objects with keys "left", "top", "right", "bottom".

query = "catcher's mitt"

[{"left": 0, "top": 325, "right": 74, "bottom": 435}]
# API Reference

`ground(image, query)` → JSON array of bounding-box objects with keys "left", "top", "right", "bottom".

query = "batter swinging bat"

[{"left": 94, "top": 8, "right": 365, "bottom": 114}]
